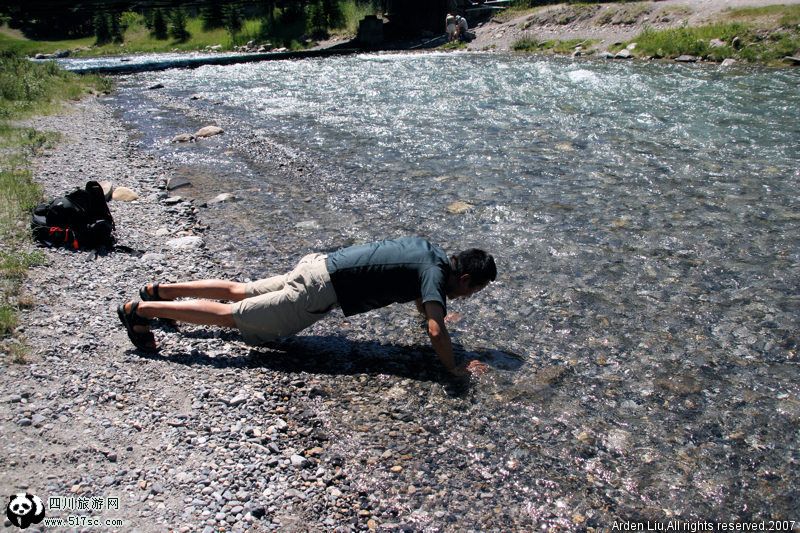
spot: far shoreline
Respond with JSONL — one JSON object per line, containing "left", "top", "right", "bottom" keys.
{"left": 9, "top": 1, "right": 800, "bottom": 69}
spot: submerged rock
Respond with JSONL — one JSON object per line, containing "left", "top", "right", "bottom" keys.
{"left": 171, "top": 133, "right": 195, "bottom": 143}
{"left": 195, "top": 126, "right": 224, "bottom": 138}
{"left": 207, "top": 193, "right": 236, "bottom": 205}
{"left": 295, "top": 220, "right": 320, "bottom": 230}
{"left": 446, "top": 201, "right": 473, "bottom": 214}
{"left": 655, "top": 374, "right": 702, "bottom": 396}
{"left": 603, "top": 428, "right": 631, "bottom": 454}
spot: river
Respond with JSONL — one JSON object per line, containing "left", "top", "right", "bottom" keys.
{"left": 75, "top": 52, "right": 800, "bottom": 528}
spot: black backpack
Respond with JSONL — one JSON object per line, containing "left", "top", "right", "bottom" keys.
{"left": 31, "top": 181, "right": 115, "bottom": 250}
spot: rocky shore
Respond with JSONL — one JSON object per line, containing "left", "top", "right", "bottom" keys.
{"left": 1, "top": 95, "right": 534, "bottom": 533}
{"left": 0, "top": 98, "right": 370, "bottom": 532}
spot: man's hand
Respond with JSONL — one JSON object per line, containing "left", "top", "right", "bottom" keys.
{"left": 447, "top": 360, "right": 489, "bottom": 378}
{"left": 422, "top": 302, "right": 490, "bottom": 379}
{"left": 465, "top": 359, "right": 489, "bottom": 376}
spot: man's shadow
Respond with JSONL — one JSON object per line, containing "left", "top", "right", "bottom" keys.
{"left": 134, "top": 331, "right": 525, "bottom": 385}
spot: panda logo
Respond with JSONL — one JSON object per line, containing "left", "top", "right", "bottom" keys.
{"left": 6, "top": 493, "right": 45, "bottom": 529}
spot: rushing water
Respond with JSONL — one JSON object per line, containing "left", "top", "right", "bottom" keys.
{"left": 100, "top": 52, "right": 798, "bottom": 527}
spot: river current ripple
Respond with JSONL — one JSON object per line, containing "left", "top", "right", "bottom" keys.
{"left": 103, "top": 53, "right": 798, "bottom": 528}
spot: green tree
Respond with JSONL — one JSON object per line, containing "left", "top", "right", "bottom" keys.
{"left": 169, "top": 9, "right": 191, "bottom": 42}
{"left": 322, "top": 0, "right": 344, "bottom": 28}
{"left": 201, "top": 0, "right": 225, "bottom": 31}
{"left": 224, "top": 5, "right": 244, "bottom": 36}
{"left": 259, "top": 0, "right": 277, "bottom": 40}
{"left": 110, "top": 12, "right": 124, "bottom": 43}
{"left": 93, "top": 11, "right": 112, "bottom": 45}
{"left": 307, "top": 0, "right": 327, "bottom": 38}
{"left": 151, "top": 9, "right": 168, "bottom": 40}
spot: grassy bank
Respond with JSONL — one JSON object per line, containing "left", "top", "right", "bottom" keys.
{"left": 623, "top": 22, "right": 800, "bottom": 63}
{"left": 0, "top": 53, "right": 110, "bottom": 359}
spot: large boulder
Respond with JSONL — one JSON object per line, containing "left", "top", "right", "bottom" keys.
{"left": 195, "top": 126, "right": 224, "bottom": 138}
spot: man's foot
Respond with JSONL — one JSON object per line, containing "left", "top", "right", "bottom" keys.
{"left": 117, "top": 301, "right": 158, "bottom": 352}
{"left": 139, "top": 283, "right": 178, "bottom": 327}
{"left": 140, "top": 282, "right": 164, "bottom": 302}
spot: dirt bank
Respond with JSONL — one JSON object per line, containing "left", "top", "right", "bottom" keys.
{"left": 468, "top": 0, "right": 800, "bottom": 52}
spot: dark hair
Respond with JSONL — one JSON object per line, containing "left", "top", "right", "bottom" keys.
{"left": 452, "top": 249, "right": 497, "bottom": 287}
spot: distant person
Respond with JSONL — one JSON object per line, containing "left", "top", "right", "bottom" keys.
{"left": 446, "top": 13, "right": 458, "bottom": 42}
{"left": 118, "top": 237, "right": 497, "bottom": 377}
{"left": 456, "top": 15, "right": 469, "bottom": 42}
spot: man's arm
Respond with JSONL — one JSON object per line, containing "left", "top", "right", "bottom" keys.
{"left": 423, "top": 301, "right": 463, "bottom": 376}
{"left": 422, "top": 301, "right": 490, "bottom": 377}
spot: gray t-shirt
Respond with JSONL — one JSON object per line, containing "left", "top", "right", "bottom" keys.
{"left": 326, "top": 237, "right": 450, "bottom": 317}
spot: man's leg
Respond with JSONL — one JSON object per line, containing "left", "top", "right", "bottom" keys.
{"left": 126, "top": 300, "right": 237, "bottom": 328}
{"left": 143, "top": 280, "right": 248, "bottom": 302}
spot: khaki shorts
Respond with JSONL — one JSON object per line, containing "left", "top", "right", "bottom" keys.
{"left": 232, "top": 253, "right": 337, "bottom": 345}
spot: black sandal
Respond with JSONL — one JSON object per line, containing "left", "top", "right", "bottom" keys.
{"left": 117, "top": 301, "right": 158, "bottom": 352}
{"left": 139, "top": 282, "right": 178, "bottom": 327}
{"left": 139, "top": 282, "right": 163, "bottom": 302}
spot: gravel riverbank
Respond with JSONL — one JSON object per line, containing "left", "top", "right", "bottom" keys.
{"left": 0, "top": 97, "right": 372, "bottom": 532}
